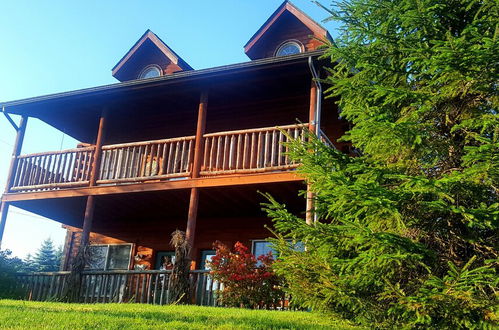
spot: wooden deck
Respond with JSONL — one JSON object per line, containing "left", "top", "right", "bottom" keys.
{"left": 9, "top": 123, "right": 310, "bottom": 193}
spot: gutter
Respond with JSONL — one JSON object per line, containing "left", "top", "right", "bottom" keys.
{"left": 1, "top": 50, "right": 325, "bottom": 111}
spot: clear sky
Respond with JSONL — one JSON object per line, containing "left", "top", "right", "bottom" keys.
{"left": 0, "top": 0, "right": 339, "bottom": 258}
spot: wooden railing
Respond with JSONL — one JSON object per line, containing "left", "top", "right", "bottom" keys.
{"left": 15, "top": 270, "right": 220, "bottom": 306}
{"left": 200, "top": 123, "right": 307, "bottom": 175}
{"left": 97, "top": 136, "right": 195, "bottom": 184}
{"left": 8, "top": 123, "right": 315, "bottom": 192}
{"left": 10, "top": 147, "right": 95, "bottom": 192}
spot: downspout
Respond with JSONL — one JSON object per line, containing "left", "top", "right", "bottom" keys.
{"left": 308, "top": 56, "right": 322, "bottom": 223}
{"left": 308, "top": 57, "right": 321, "bottom": 136}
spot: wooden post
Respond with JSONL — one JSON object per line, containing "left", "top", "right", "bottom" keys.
{"left": 0, "top": 115, "right": 27, "bottom": 249}
{"left": 306, "top": 81, "right": 318, "bottom": 225}
{"left": 185, "top": 91, "right": 208, "bottom": 263}
{"left": 0, "top": 202, "right": 9, "bottom": 250}
{"left": 81, "top": 109, "right": 107, "bottom": 246}
{"left": 64, "top": 109, "right": 107, "bottom": 301}
{"left": 89, "top": 109, "right": 108, "bottom": 186}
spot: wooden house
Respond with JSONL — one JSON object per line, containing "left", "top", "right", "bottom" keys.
{"left": 1, "top": 1, "right": 347, "bottom": 277}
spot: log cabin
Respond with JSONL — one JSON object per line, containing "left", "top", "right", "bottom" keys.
{"left": 1, "top": 1, "right": 347, "bottom": 281}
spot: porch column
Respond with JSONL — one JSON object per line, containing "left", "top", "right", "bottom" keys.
{"left": 186, "top": 90, "right": 208, "bottom": 261}
{"left": 306, "top": 81, "right": 318, "bottom": 225}
{"left": 80, "top": 109, "right": 107, "bottom": 249}
{"left": 0, "top": 115, "right": 28, "bottom": 249}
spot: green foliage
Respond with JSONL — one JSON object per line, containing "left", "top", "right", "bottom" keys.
{"left": 263, "top": 0, "right": 498, "bottom": 327}
{"left": 33, "top": 238, "right": 61, "bottom": 272}
{"left": 209, "top": 241, "right": 284, "bottom": 309}
{"left": 0, "top": 300, "right": 360, "bottom": 329}
{"left": 0, "top": 250, "right": 26, "bottom": 299}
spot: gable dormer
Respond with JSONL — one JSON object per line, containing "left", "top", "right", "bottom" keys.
{"left": 112, "top": 30, "right": 192, "bottom": 82}
{"left": 244, "top": 1, "right": 332, "bottom": 60}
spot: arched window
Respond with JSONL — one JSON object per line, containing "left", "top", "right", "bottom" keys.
{"left": 275, "top": 41, "right": 303, "bottom": 57}
{"left": 138, "top": 65, "right": 162, "bottom": 79}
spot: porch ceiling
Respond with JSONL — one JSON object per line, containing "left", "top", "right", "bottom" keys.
{"left": 9, "top": 181, "right": 306, "bottom": 230}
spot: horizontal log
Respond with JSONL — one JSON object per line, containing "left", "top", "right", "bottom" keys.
{"left": 3, "top": 172, "right": 303, "bottom": 202}
{"left": 17, "top": 147, "right": 95, "bottom": 158}
{"left": 102, "top": 136, "right": 195, "bottom": 150}
{"left": 96, "top": 172, "right": 190, "bottom": 185}
{"left": 10, "top": 180, "right": 90, "bottom": 191}
{"left": 203, "top": 123, "right": 308, "bottom": 138}
{"left": 200, "top": 164, "right": 299, "bottom": 176}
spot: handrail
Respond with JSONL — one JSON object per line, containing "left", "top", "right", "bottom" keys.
{"left": 204, "top": 123, "right": 308, "bottom": 138}
{"left": 16, "top": 146, "right": 95, "bottom": 159}
{"left": 102, "top": 136, "right": 195, "bottom": 150}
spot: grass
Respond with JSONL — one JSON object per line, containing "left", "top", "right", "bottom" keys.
{"left": 0, "top": 299, "right": 359, "bottom": 329}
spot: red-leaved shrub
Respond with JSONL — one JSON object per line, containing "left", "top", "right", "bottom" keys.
{"left": 209, "top": 241, "right": 284, "bottom": 308}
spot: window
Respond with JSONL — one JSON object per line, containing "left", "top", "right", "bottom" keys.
{"left": 252, "top": 240, "right": 305, "bottom": 259}
{"left": 275, "top": 41, "right": 303, "bottom": 57}
{"left": 155, "top": 251, "right": 175, "bottom": 270}
{"left": 252, "top": 240, "right": 276, "bottom": 258}
{"left": 85, "top": 244, "right": 132, "bottom": 270}
{"left": 138, "top": 65, "right": 162, "bottom": 79}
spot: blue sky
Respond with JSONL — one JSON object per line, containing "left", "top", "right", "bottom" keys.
{"left": 0, "top": 0, "right": 339, "bottom": 258}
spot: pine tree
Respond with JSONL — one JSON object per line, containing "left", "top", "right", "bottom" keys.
{"left": 263, "top": 0, "right": 498, "bottom": 327}
{"left": 22, "top": 253, "right": 38, "bottom": 272}
{"left": 33, "top": 238, "right": 60, "bottom": 272}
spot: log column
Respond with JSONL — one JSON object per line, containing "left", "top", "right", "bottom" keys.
{"left": 186, "top": 91, "right": 208, "bottom": 264}
{"left": 80, "top": 109, "right": 107, "bottom": 249}
{"left": 306, "top": 81, "right": 318, "bottom": 225}
{"left": 0, "top": 115, "right": 28, "bottom": 249}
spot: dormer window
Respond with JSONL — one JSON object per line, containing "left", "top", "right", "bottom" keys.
{"left": 275, "top": 41, "right": 302, "bottom": 57}
{"left": 139, "top": 65, "right": 162, "bottom": 79}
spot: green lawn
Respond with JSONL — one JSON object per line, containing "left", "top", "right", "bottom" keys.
{"left": 0, "top": 300, "right": 359, "bottom": 329}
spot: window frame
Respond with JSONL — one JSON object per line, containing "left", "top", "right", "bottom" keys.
{"left": 274, "top": 40, "right": 304, "bottom": 57}
{"left": 85, "top": 243, "right": 133, "bottom": 271}
{"left": 138, "top": 64, "right": 162, "bottom": 79}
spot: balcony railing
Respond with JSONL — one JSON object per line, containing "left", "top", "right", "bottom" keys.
{"left": 8, "top": 123, "right": 325, "bottom": 193}
{"left": 14, "top": 270, "right": 221, "bottom": 306}
{"left": 13, "top": 270, "right": 290, "bottom": 308}
{"left": 10, "top": 147, "right": 95, "bottom": 191}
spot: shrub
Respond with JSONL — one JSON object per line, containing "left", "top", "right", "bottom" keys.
{"left": 0, "top": 250, "right": 26, "bottom": 299}
{"left": 209, "top": 241, "right": 284, "bottom": 308}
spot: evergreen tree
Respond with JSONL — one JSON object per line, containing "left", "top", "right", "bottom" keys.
{"left": 33, "top": 238, "right": 60, "bottom": 272}
{"left": 22, "top": 253, "right": 38, "bottom": 273}
{"left": 0, "top": 250, "right": 26, "bottom": 298}
{"left": 264, "top": 0, "right": 498, "bottom": 327}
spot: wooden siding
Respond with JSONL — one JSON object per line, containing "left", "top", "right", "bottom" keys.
{"left": 245, "top": 11, "right": 326, "bottom": 60}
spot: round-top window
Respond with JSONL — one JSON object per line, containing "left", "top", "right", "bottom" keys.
{"left": 275, "top": 41, "right": 302, "bottom": 57}
{"left": 139, "top": 65, "right": 162, "bottom": 79}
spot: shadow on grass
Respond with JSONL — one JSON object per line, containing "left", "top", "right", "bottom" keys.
{"left": 0, "top": 301, "right": 355, "bottom": 329}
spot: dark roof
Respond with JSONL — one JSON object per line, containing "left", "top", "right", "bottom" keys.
{"left": 244, "top": 1, "right": 333, "bottom": 50}
{"left": 1, "top": 50, "right": 325, "bottom": 143}
{"left": 111, "top": 29, "right": 193, "bottom": 79}
{"left": 2, "top": 50, "right": 322, "bottom": 109}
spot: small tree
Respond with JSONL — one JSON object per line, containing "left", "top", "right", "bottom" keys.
{"left": 33, "top": 238, "right": 60, "bottom": 272}
{"left": 169, "top": 230, "right": 191, "bottom": 304}
{"left": 0, "top": 250, "right": 26, "bottom": 299}
{"left": 22, "top": 254, "right": 38, "bottom": 273}
{"left": 209, "top": 241, "right": 284, "bottom": 309}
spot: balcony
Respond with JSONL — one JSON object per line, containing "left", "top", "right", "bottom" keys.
{"left": 8, "top": 123, "right": 320, "bottom": 193}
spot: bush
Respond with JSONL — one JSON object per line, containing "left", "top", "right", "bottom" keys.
{"left": 209, "top": 241, "right": 284, "bottom": 308}
{"left": 0, "top": 250, "right": 26, "bottom": 299}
